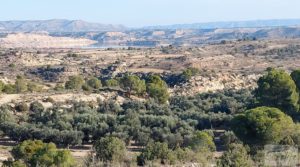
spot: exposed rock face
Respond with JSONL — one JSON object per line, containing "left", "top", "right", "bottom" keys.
{"left": 0, "top": 33, "right": 97, "bottom": 48}
{"left": 171, "top": 73, "right": 260, "bottom": 96}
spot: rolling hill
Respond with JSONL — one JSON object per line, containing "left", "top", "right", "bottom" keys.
{"left": 0, "top": 19, "right": 126, "bottom": 32}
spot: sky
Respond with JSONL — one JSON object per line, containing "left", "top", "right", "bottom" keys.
{"left": 1, "top": 0, "right": 300, "bottom": 27}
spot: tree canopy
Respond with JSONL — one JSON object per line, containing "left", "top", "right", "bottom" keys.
{"left": 255, "top": 69, "right": 299, "bottom": 114}
{"left": 93, "top": 136, "right": 126, "bottom": 163}
{"left": 147, "top": 75, "right": 169, "bottom": 104}
{"left": 119, "top": 75, "right": 146, "bottom": 96}
{"left": 231, "top": 107, "right": 295, "bottom": 146}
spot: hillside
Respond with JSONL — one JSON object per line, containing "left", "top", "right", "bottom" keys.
{"left": 145, "top": 19, "right": 300, "bottom": 29}
{"left": 0, "top": 19, "right": 126, "bottom": 32}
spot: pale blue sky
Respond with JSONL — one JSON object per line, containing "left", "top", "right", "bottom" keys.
{"left": 1, "top": 0, "right": 300, "bottom": 27}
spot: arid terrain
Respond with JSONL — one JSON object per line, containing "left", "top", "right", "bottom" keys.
{"left": 1, "top": 38, "right": 300, "bottom": 103}
{"left": 2, "top": 0, "right": 300, "bottom": 164}
{"left": 1, "top": 35, "right": 300, "bottom": 165}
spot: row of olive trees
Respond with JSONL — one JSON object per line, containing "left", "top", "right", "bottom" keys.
{"left": 64, "top": 74, "right": 170, "bottom": 103}
{"left": 0, "top": 88, "right": 237, "bottom": 148}
{"left": 88, "top": 131, "right": 216, "bottom": 166}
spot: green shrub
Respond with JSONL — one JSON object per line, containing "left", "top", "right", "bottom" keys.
{"left": 15, "top": 102, "right": 29, "bottom": 112}
{"left": 232, "top": 107, "right": 295, "bottom": 146}
{"left": 10, "top": 140, "right": 74, "bottom": 167}
{"left": 86, "top": 77, "right": 102, "bottom": 89}
{"left": 65, "top": 75, "right": 85, "bottom": 90}
{"left": 218, "top": 143, "right": 253, "bottom": 167}
{"left": 94, "top": 136, "right": 126, "bottom": 163}
{"left": 104, "top": 78, "right": 119, "bottom": 87}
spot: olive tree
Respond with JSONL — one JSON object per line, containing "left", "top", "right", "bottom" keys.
{"left": 93, "top": 136, "right": 126, "bottom": 163}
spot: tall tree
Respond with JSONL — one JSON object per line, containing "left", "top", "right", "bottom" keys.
{"left": 255, "top": 69, "right": 299, "bottom": 114}
{"left": 147, "top": 75, "right": 169, "bottom": 104}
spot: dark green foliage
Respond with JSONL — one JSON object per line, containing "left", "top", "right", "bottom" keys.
{"left": 171, "top": 89, "right": 255, "bottom": 114}
{"left": 94, "top": 136, "right": 126, "bottom": 163}
{"left": 82, "top": 83, "right": 92, "bottom": 91}
{"left": 119, "top": 75, "right": 146, "bottom": 96}
{"left": 30, "top": 101, "right": 44, "bottom": 113}
{"left": 147, "top": 75, "right": 169, "bottom": 104}
{"left": 8, "top": 63, "right": 16, "bottom": 68}
{"left": 86, "top": 77, "right": 102, "bottom": 89}
{"left": 67, "top": 53, "right": 78, "bottom": 58}
{"left": 256, "top": 69, "right": 299, "bottom": 114}
{"left": 190, "top": 131, "right": 216, "bottom": 152}
{"left": 220, "top": 131, "right": 241, "bottom": 150}
{"left": 0, "top": 89, "right": 248, "bottom": 158}
{"left": 15, "top": 102, "right": 29, "bottom": 112}
{"left": 218, "top": 143, "right": 253, "bottom": 167}
{"left": 180, "top": 67, "right": 199, "bottom": 81}
{"left": 0, "top": 122, "right": 84, "bottom": 145}
{"left": 2, "top": 160, "right": 26, "bottom": 167}
{"left": 291, "top": 69, "right": 300, "bottom": 90}
{"left": 30, "top": 66, "right": 65, "bottom": 82}
{"left": 231, "top": 107, "right": 295, "bottom": 146}
{"left": 137, "top": 142, "right": 171, "bottom": 165}
{"left": 65, "top": 75, "right": 85, "bottom": 90}
{"left": 291, "top": 69, "right": 300, "bottom": 109}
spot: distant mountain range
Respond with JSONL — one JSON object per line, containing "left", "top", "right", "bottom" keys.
{"left": 1, "top": 19, "right": 300, "bottom": 33}
{"left": 144, "top": 19, "right": 300, "bottom": 30}
{"left": 2, "top": 19, "right": 300, "bottom": 47}
{"left": 0, "top": 19, "right": 126, "bottom": 32}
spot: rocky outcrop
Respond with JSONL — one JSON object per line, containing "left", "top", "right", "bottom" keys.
{"left": 171, "top": 73, "right": 260, "bottom": 96}
{"left": 0, "top": 33, "right": 97, "bottom": 48}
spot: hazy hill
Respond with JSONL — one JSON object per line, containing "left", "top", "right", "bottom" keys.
{"left": 145, "top": 19, "right": 300, "bottom": 29}
{"left": 0, "top": 19, "right": 126, "bottom": 32}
